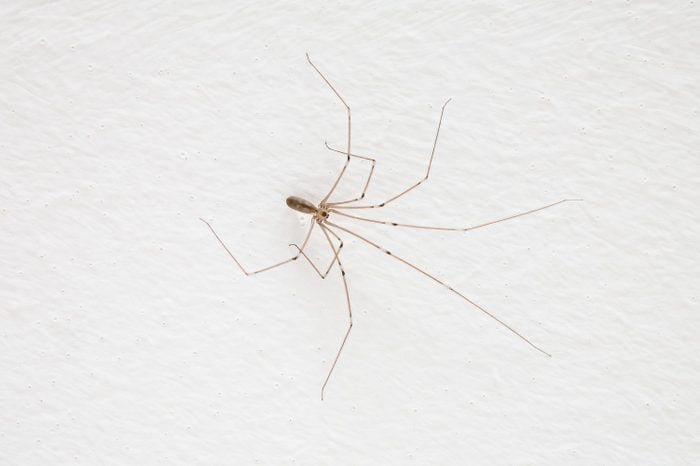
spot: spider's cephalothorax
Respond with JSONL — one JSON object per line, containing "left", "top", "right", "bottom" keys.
{"left": 315, "top": 205, "right": 330, "bottom": 224}
{"left": 286, "top": 196, "right": 330, "bottom": 224}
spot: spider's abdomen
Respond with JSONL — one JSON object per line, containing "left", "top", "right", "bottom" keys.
{"left": 286, "top": 196, "right": 317, "bottom": 214}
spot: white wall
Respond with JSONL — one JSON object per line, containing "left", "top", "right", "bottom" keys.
{"left": 2, "top": 1, "right": 698, "bottom": 464}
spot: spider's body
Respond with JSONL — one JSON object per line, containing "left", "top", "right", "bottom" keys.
{"left": 286, "top": 196, "right": 330, "bottom": 223}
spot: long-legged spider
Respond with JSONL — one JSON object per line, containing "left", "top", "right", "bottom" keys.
{"left": 201, "top": 54, "right": 580, "bottom": 400}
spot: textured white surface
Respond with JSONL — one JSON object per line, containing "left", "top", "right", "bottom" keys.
{"left": 2, "top": 1, "right": 699, "bottom": 464}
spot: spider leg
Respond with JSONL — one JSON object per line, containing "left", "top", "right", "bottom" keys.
{"left": 289, "top": 225, "right": 343, "bottom": 279}
{"left": 318, "top": 224, "right": 353, "bottom": 400}
{"left": 306, "top": 54, "right": 352, "bottom": 205}
{"left": 323, "top": 142, "right": 376, "bottom": 206}
{"left": 325, "top": 220, "right": 551, "bottom": 357}
{"left": 200, "top": 218, "right": 315, "bottom": 275}
{"left": 329, "top": 199, "right": 583, "bottom": 232}
{"left": 331, "top": 98, "right": 451, "bottom": 210}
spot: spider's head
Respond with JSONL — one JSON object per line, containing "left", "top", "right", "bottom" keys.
{"left": 315, "top": 207, "right": 330, "bottom": 223}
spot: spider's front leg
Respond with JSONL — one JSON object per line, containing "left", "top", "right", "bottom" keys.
{"left": 306, "top": 54, "right": 353, "bottom": 205}
{"left": 323, "top": 142, "right": 376, "bottom": 206}
{"left": 331, "top": 98, "right": 451, "bottom": 210}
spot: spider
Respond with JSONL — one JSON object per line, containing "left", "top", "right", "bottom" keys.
{"left": 201, "top": 54, "right": 580, "bottom": 400}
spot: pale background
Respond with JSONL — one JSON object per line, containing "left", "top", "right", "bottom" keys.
{"left": 1, "top": 1, "right": 698, "bottom": 464}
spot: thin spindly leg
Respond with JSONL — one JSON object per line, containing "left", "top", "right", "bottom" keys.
{"left": 324, "top": 142, "right": 376, "bottom": 206}
{"left": 331, "top": 98, "right": 451, "bottom": 210}
{"left": 289, "top": 226, "right": 343, "bottom": 279}
{"left": 200, "top": 218, "right": 315, "bottom": 275}
{"left": 329, "top": 199, "right": 583, "bottom": 232}
{"left": 319, "top": 224, "right": 352, "bottom": 400}
{"left": 325, "top": 220, "right": 552, "bottom": 357}
{"left": 306, "top": 54, "right": 352, "bottom": 204}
